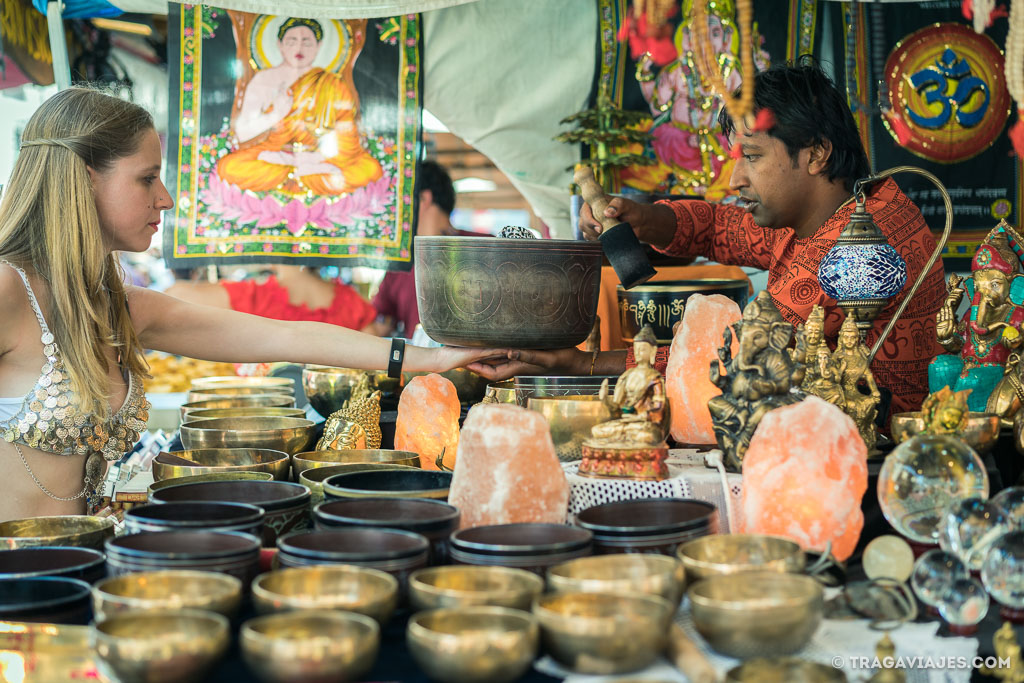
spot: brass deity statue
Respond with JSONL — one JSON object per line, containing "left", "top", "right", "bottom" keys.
{"left": 708, "top": 291, "right": 805, "bottom": 470}
{"left": 317, "top": 389, "right": 382, "bottom": 450}
{"left": 918, "top": 386, "right": 972, "bottom": 435}
{"left": 833, "top": 312, "right": 882, "bottom": 450}
{"left": 799, "top": 305, "right": 846, "bottom": 409}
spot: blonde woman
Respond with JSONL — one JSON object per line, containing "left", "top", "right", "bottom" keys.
{"left": 0, "top": 87, "right": 506, "bottom": 522}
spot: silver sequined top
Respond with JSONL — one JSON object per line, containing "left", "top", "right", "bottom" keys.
{"left": 0, "top": 262, "right": 150, "bottom": 460}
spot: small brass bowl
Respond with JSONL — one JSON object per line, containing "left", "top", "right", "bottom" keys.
{"left": 302, "top": 365, "right": 401, "bottom": 419}
{"left": 533, "top": 591, "right": 672, "bottom": 674}
{"left": 92, "top": 569, "right": 243, "bottom": 620}
{"left": 726, "top": 656, "right": 848, "bottom": 682}
{"left": 526, "top": 395, "right": 613, "bottom": 462}
{"left": 240, "top": 610, "right": 380, "bottom": 683}
{"left": 153, "top": 447, "right": 292, "bottom": 481}
{"left": 485, "top": 380, "right": 516, "bottom": 404}
{"left": 180, "top": 416, "right": 317, "bottom": 455}
{"left": 0, "top": 515, "right": 114, "bottom": 551}
{"left": 890, "top": 411, "right": 1001, "bottom": 455}
{"left": 148, "top": 471, "right": 274, "bottom": 497}
{"left": 408, "top": 565, "right": 544, "bottom": 612}
{"left": 300, "top": 464, "right": 418, "bottom": 504}
{"left": 292, "top": 449, "right": 421, "bottom": 479}
{"left": 676, "top": 534, "right": 805, "bottom": 585}
{"left": 252, "top": 565, "right": 399, "bottom": 624}
{"left": 93, "top": 609, "right": 230, "bottom": 683}
{"left": 191, "top": 376, "right": 295, "bottom": 393}
{"left": 547, "top": 554, "right": 686, "bottom": 606}
{"left": 180, "top": 395, "right": 295, "bottom": 421}
{"left": 185, "top": 407, "right": 306, "bottom": 421}
{"left": 408, "top": 607, "right": 539, "bottom": 683}
{"left": 187, "top": 386, "right": 294, "bottom": 403}
{"left": 689, "top": 572, "right": 824, "bottom": 659}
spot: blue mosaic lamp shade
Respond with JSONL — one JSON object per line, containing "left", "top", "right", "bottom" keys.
{"left": 817, "top": 243, "right": 907, "bottom": 301}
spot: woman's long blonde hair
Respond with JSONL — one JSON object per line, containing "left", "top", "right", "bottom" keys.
{"left": 0, "top": 87, "right": 152, "bottom": 418}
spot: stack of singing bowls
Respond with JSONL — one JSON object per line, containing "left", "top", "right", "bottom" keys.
{"left": 276, "top": 528, "right": 430, "bottom": 589}
{"left": 449, "top": 523, "right": 593, "bottom": 576}
{"left": 575, "top": 498, "right": 719, "bottom": 555}
{"left": 105, "top": 530, "right": 261, "bottom": 585}
{"left": 124, "top": 502, "right": 265, "bottom": 538}
{"left": 0, "top": 547, "right": 106, "bottom": 584}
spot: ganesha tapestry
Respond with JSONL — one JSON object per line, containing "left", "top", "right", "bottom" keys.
{"left": 164, "top": 6, "right": 421, "bottom": 269}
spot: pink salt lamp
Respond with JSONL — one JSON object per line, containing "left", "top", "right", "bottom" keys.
{"left": 741, "top": 396, "right": 868, "bottom": 561}
{"left": 448, "top": 404, "right": 569, "bottom": 528}
{"left": 665, "top": 293, "right": 741, "bottom": 445}
{"left": 395, "top": 374, "right": 461, "bottom": 471}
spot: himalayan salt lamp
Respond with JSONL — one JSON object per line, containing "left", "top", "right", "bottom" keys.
{"left": 665, "top": 293, "right": 741, "bottom": 445}
{"left": 395, "top": 374, "right": 461, "bottom": 471}
{"left": 448, "top": 404, "right": 569, "bottom": 528}
{"left": 741, "top": 396, "right": 867, "bottom": 561}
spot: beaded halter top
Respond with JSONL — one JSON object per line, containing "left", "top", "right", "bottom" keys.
{"left": 0, "top": 263, "right": 150, "bottom": 463}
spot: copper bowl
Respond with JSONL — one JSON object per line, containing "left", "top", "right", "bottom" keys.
{"left": 148, "top": 471, "right": 274, "bottom": 497}
{"left": 526, "top": 395, "right": 613, "bottom": 462}
{"left": 124, "top": 501, "right": 265, "bottom": 537}
{"left": 547, "top": 553, "right": 686, "bottom": 606}
{"left": 324, "top": 469, "right": 452, "bottom": 501}
{"left": 0, "top": 576, "right": 93, "bottom": 624}
{"left": 180, "top": 416, "right": 317, "bottom": 455}
{"left": 301, "top": 365, "right": 401, "bottom": 419}
{"left": 300, "top": 464, "right": 418, "bottom": 506}
{"left": 190, "top": 376, "right": 295, "bottom": 393}
{"left": 92, "top": 569, "right": 243, "bottom": 620}
{"left": 291, "top": 449, "right": 420, "bottom": 479}
{"left": 153, "top": 447, "right": 291, "bottom": 481}
{"left": 252, "top": 565, "right": 399, "bottom": 624}
{"left": 414, "top": 236, "right": 603, "bottom": 348}
{"left": 180, "top": 395, "right": 295, "bottom": 421}
{"left": 0, "top": 547, "right": 105, "bottom": 584}
{"left": 409, "top": 565, "right": 544, "bottom": 612}
{"left": 676, "top": 534, "right": 806, "bottom": 585}
{"left": 0, "top": 515, "right": 115, "bottom": 551}
{"left": 184, "top": 407, "right": 306, "bottom": 421}
{"left": 891, "top": 411, "right": 1001, "bottom": 455}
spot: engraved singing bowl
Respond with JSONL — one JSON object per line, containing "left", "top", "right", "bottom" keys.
{"left": 0, "top": 515, "right": 115, "bottom": 551}
{"left": 184, "top": 407, "right": 306, "bottom": 421}
{"left": 414, "top": 236, "right": 603, "bottom": 348}
{"left": 617, "top": 278, "right": 749, "bottom": 344}
{"left": 180, "top": 396, "right": 296, "bottom": 421}
{"left": 92, "top": 570, "right": 244, "bottom": 621}
{"left": 526, "top": 395, "right": 613, "bottom": 462}
{"left": 148, "top": 471, "right": 274, "bottom": 497}
{"left": 676, "top": 534, "right": 805, "bottom": 585}
{"left": 407, "top": 607, "right": 540, "bottom": 683}
{"left": 890, "top": 411, "right": 1001, "bottom": 455}
{"left": 153, "top": 448, "right": 292, "bottom": 481}
{"left": 179, "top": 416, "right": 317, "bottom": 455}
{"left": 187, "top": 386, "right": 294, "bottom": 403}
{"left": 547, "top": 553, "right": 686, "bottom": 606}
{"left": 408, "top": 565, "right": 545, "bottom": 612}
{"left": 299, "top": 464, "right": 418, "bottom": 505}
{"left": 291, "top": 449, "right": 421, "bottom": 479}
{"left": 485, "top": 381, "right": 517, "bottom": 404}
{"left": 251, "top": 565, "right": 399, "bottom": 624}
{"left": 190, "top": 376, "right": 295, "bottom": 393}
{"left": 301, "top": 365, "right": 401, "bottom": 419}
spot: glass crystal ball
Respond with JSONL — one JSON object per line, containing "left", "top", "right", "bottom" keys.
{"left": 938, "top": 498, "right": 1011, "bottom": 571}
{"left": 981, "top": 530, "right": 1024, "bottom": 609}
{"left": 937, "top": 576, "right": 989, "bottom": 627}
{"left": 911, "top": 549, "right": 968, "bottom": 607}
{"left": 992, "top": 486, "right": 1024, "bottom": 530}
{"left": 863, "top": 535, "right": 915, "bottom": 582}
{"left": 877, "top": 435, "right": 989, "bottom": 544}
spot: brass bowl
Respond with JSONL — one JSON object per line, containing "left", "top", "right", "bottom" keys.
{"left": 185, "top": 407, "right": 306, "bottom": 421}
{"left": 92, "top": 570, "right": 243, "bottom": 620}
{"left": 485, "top": 381, "right": 516, "bottom": 404}
{"left": 93, "top": 609, "right": 230, "bottom": 683}
{"left": 726, "top": 656, "right": 848, "bottom": 682}
{"left": 153, "top": 448, "right": 292, "bottom": 481}
{"left": 533, "top": 591, "right": 672, "bottom": 674}
{"left": 180, "top": 416, "right": 317, "bottom": 455}
{"left": 408, "top": 607, "right": 539, "bottom": 683}
{"left": 689, "top": 572, "right": 824, "bottom": 659}
{"left": 0, "top": 515, "right": 114, "bottom": 551}
{"left": 292, "top": 449, "right": 421, "bottom": 479}
{"left": 676, "top": 534, "right": 805, "bottom": 584}
{"left": 300, "top": 464, "right": 418, "bottom": 505}
{"left": 891, "top": 411, "right": 1001, "bottom": 455}
{"left": 547, "top": 554, "right": 686, "bottom": 606}
{"left": 240, "top": 610, "right": 380, "bottom": 683}
{"left": 302, "top": 365, "right": 401, "bottom": 419}
{"left": 405, "top": 369, "right": 489, "bottom": 404}
{"left": 408, "top": 565, "right": 544, "bottom": 612}
{"left": 191, "top": 376, "right": 295, "bottom": 393}
{"left": 526, "top": 395, "right": 613, "bottom": 462}
{"left": 180, "top": 395, "right": 295, "bottom": 421}
{"left": 148, "top": 471, "right": 274, "bottom": 497}
{"left": 252, "top": 565, "right": 399, "bottom": 624}
{"left": 187, "top": 386, "right": 294, "bottom": 403}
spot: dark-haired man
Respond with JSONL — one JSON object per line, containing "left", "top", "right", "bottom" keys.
{"left": 489, "top": 60, "right": 945, "bottom": 414}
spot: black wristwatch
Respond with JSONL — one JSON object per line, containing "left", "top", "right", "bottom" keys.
{"left": 387, "top": 338, "right": 406, "bottom": 379}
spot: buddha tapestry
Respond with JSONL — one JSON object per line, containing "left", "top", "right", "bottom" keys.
{"left": 164, "top": 6, "right": 421, "bottom": 269}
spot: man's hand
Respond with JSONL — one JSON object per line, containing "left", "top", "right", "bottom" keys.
{"left": 467, "top": 348, "right": 590, "bottom": 382}
{"left": 579, "top": 197, "right": 676, "bottom": 249}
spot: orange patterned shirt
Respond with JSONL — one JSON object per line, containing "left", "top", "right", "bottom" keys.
{"left": 638, "top": 178, "right": 945, "bottom": 414}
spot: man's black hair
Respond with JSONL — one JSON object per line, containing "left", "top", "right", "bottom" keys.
{"left": 718, "top": 56, "right": 870, "bottom": 191}
{"left": 419, "top": 159, "right": 456, "bottom": 216}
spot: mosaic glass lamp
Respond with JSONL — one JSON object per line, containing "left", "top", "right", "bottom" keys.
{"left": 817, "top": 166, "right": 953, "bottom": 364}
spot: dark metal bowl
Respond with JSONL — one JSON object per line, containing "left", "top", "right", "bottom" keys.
{"left": 617, "top": 278, "right": 749, "bottom": 344}
{"left": 104, "top": 531, "right": 261, "bottom": 584}
{"left": 450, "top": 523, "right": 593, "bottom": 576}
{"left": 125, "top": 501, "right": 265, "bottom": 537}
{"left": 324, "top": 470, "right": 453, "bottom": 501}
{"left": 0, "top": 547, "right": 106, "bottom": 583}
{"left": 575, "top": 498, "right": 719, "bottom": 555}
{"left": 276, "top": 529, "right": 430, "bottom": 591}
{"left": 0, "top": 576, "right": 93, "bottom": 624}
{"left": 315, "top": 498, "right": 460, "bottom": 564}
{"left": 414, "top": 236, "right": 602, "bottom": 348}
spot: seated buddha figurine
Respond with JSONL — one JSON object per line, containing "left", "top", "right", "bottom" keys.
{"left": 216, "top": 17, "right": 383, "bottom": 197}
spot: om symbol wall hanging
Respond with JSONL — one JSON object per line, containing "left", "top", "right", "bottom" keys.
{"left": 884, "top": 23, "right": 1010, "bottom": 164}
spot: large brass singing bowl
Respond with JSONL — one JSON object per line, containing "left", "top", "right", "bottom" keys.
{"left": 408, "top": 565, "right": 545, "bottom": 612}
{"left": 292, "top": 449, "right": 421, "bottom": 479}
{"left": 180, "top": 416, "right": 316, "bottom": 455}
{"left": 187, "top": 386, "right": 294, "bottom": 403}
{"left": 302, "top": 365, "right": 401, "bottom": 419}
{"left": 0, "top": 515, "right": 114, "bottom": 551}
{"left": 689, "top": 572, "right": 824, "bottom": 659}
{"left": 300, "top": 464, "right": 418, "bottom": 505}
{"left": 191, "top": 376, "right": 295, "bottom": 393}
{"left": 240, "top": 610, "right": 380, "bottom": 683}
{"left": 890, "top": 411, "right": 1001, "bottom": 455}
{"left": 676, "top": 534, "right": 805, "bottom": 585}
{"left": 180, "top": 396, "right": 295, "bottom": 421}
{"left": 93, "top": 609, "right": 230, "bottom": 683}
{"left": 153, "top": 448, "right": 292, "bottom": 481}
{"left": 408, "top": 607, "right": 540, "bottom": 683}
{"left": 92, "top": 570, "right": 243, "bottom": 621}
{"left": 184, "top": 407, "right": 306, "bottom": 421}
{"left": 547, "top": 554, "right": 686, "bottom": 606}
{"left": 532, "top": 591, "right": 672, "bottom": 675}
{"left": 252, "top": 565, "right": 399, "bottom": 625}
{"left": 148, "top": 471, "right": 274, "bottom": 498}
{"left": 414, "top": 236, "right": 603, "bottom": 348}
{"left": 526, "top": 395, "right": 613, "bottom": 462}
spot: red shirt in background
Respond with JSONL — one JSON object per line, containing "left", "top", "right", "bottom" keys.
{"left": 221, "top": 275, "right": 377, "bottom": 330}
